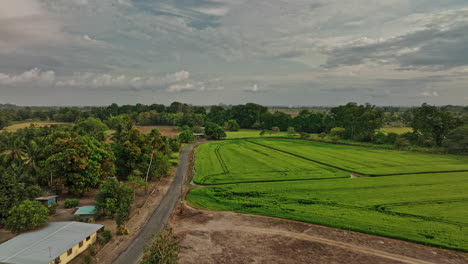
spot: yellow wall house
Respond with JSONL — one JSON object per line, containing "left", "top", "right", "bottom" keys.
{"left": 0, "top": 221, "right": 103, "bottom": 264}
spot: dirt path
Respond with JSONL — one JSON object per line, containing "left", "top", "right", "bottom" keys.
{"left": 171, "top": 206, "right": 468, "bottom": 264}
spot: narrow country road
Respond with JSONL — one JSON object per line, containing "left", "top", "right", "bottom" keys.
{"left": 113, "top": 143, "right": 197, "bottom": 264}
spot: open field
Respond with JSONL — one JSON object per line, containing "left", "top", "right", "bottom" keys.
{"left": 172, "top": 205, "right": 468, "bottom": 264}
{"left": 135, "top": 125, "right": 179, "bottom": 137}
{"left": 248, "top": 138, "right": 468, "bottom": 175}
{"left": 225, "top": 129, "right": 299, "bottom": 139}
{"left": 2, "top": 121, "right": 73, "bottom": 132}
{"left": 187, "top": 138, "right": 468, "bottom": 251}
{"left": 194, "top": 140, "right": 348, "bottom": 184}
{"left": 379, "top": 127, "right": 413, "bottom": 134}
{"left": 188, "top": 172, "right": 468, "bottom": 251}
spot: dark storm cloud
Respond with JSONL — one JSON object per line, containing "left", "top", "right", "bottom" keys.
{"left": 324, "top": 23, "right": 468, "bottom": 70}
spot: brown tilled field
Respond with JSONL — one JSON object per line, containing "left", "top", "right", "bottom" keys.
{"left": 170, "top": 204, "right": 468, "bottom": 264}
{"left": 3, "top": 122, "right": 73, "bottom": 132}
{"left": 136, "top": 125, "right": 180, "bottom": 137}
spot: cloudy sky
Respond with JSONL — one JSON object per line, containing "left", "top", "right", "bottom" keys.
{"left": 1, "top": 0, "right": 468, "bottom": 106}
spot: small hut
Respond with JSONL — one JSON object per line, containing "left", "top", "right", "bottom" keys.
{"left": 73, "top": 206, "right": 97, "bottom": 221}
{"left": 35, "top": 195, "right": 58, "bottom": 207}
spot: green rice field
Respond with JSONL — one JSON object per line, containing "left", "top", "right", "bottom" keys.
{"left": 188, "top": 172, "right": 468, "bottom": 251}
{"left": 248, "top": 138, "right": 468, "bottom": 175}
{"left": 187, "top": 138, "right": 468, "bottom": 251}
{"left": 194, "top": 140, "right": 348, "bottom": 184}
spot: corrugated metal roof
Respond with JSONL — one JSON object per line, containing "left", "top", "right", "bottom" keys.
{"left": 35, "top": 195, "right": 57, "bottom": 200}
{"left": 74, "top": 206, "right": 96, "bottom": 215}
{"left": 0, "top": 221, "right": 103, "bottom": 264}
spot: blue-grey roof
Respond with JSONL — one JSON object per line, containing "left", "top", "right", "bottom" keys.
{"left": 0, "top": 222, "right": 103, "bottom": 264}
{"left": 74, "top": 206, "right": 96, "bottom": 215}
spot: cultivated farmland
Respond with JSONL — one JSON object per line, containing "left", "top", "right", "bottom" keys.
{"left": 187, "top": 138, "right": 468, "bottom": 251}
{"left": 194, "top": 140, "right": 348, "bottom": 184}
{"left": 248, "top": 138, "right": 468, "bottom": 175}
{"left": 188, "top": 172, "right": 468, "bottom": 251}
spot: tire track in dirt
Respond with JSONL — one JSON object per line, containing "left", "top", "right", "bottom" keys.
{"left": 185, "top": 223, "right": 439, "bottom": 264}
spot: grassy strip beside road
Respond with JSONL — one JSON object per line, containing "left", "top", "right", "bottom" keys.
{"left": 193, "top": 140, "right": 349, "bottom": 185}
{"left": 249, "top": 138, "right": 468, "bottom": 176}
{"left": 188, "top": 172, "right": 468, "bottom": 251}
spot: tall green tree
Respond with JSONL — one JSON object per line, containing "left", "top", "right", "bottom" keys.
{"left": 410, "top": 103, "right": 462, "bottom": 146}
{"left": 46, "top": 136, "right": 115, "bottom": 195}
{"left": 6, "top": 200, "right": 49, "bottom": 233}
{"left": 443, "top": 125, "right": 468, "bottom": 153}
{"left": 204, "top": 122, "right": 226, "bottom": 140}
{"left": 330, "top": 103, "right": 384, "bottom": 141}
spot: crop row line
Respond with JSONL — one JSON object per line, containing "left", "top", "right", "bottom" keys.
{"left": 214, "top": 144, "right": 229, "bottom": 174}
{"left": 246, "top": 140, "right": 468, "bottom": 177}
{"left": 245, "top": 140, "right": 365, "bottom": 177}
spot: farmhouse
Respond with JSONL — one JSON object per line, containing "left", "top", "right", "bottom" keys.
{"left": 193, "top": 133, "right": 205, "bottom": 139}
{"left": 0, "top": 221, "right": 103, "bottom": 264}
{"left": 35, "top": 195, "right": 58, "bottom": 207}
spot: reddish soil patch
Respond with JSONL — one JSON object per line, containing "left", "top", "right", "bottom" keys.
{"left": 136, "top": 126, "right": 180, "bottom": 137}
{"left": 170, "top": 205, "right": 468, "bottom": 264}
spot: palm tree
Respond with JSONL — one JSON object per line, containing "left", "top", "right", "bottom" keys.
{"left": 0, "top": 133, "right": 27, "bottom": 168}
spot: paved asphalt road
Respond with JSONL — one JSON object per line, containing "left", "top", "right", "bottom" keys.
{"left": 113, "top": 143, "right": 196, "bottom": 264}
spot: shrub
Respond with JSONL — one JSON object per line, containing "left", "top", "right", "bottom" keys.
{"left": 178, "top": 130, "right": 195, "bottom": 143}
{"left": 299, "top": 132, "right": 310, "bottom": 139}
{"left": 83, "top": 254, "right": 94, "bottom": 264}
{"left": 330, "top": 127, "right": 346, "bottom": 139}
{"left": 6, "top": 200, "right": 49, "bottom": 233}
{"left": 386, "top": 132, "right": 399, "bottom": 144}
{"left": 141, "top": 228, "right": 179, "bottom": 264}
{"left": 117, "top": 225, "right": 130, "bottom": 235}
{"left": 168, "top": 138, "right": 181, "bottom": 152}
{"left": 48, "top": 203, "right": 58, "bottom": 215}
{"left": 88, "top": 244, "right": 97, "bottom": 256}
{"left": 395, "top": 137, "right": 410, "bottom": 149}
{"left": 318, "top": 132, "right": 326, "bottom": 139}
{"left": 64, "top": 199, "right": 79, "bottom": 208}
{"left": 372, "top": 132, "right": 387, "bottom": 144}
{"left": 271, "top": 126, "right": 280, "bottom": 133}
{"left": 102, "top": 229, "right": 113, "bottom": 243}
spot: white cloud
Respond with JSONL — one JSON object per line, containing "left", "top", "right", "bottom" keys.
{"left": 421, "top": 91, "right": 439, "bottom": 97}
{"left": 168, "top": 83, "right": 196, "bottom": 92}
{"left": 0, "top": 68, "right": 191, "bottom": 90}
{"left": 0, "top": 68, "right": 56, "bottom": 86}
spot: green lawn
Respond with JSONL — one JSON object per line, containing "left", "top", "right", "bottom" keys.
{"left": 194, "top": 140, "right": 348, "bottom": 184}
{"left": 225, "top": 129, "right": 299, "bottom": 139}
{"left": 188, "top": 172, "right": 468, "bottom": 251}
{"left": 248, "top": 138, "right": 468, "bottom": 175}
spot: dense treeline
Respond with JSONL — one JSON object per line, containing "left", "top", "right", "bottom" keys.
{"left": 1, "top": 102, "right": 467, "bottom": 150}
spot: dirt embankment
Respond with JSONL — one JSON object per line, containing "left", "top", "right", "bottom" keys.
{"left": 170, "top": 204, "right": 468, "bottom": 264}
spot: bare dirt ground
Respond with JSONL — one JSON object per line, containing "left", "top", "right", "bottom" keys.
{"left": 170, "top": 204, "right": 468, "bottom": 264}
{"left": 136, "top": 125, "right": 180, "bottom": 137}
{"left": 2, "top": 121, "right": 73, "bottom": 132}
